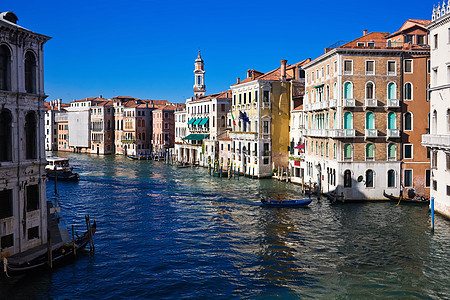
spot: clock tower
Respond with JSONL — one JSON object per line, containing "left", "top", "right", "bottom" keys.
{"left": 193, "top": 50, "right": 206, "bottom": 98}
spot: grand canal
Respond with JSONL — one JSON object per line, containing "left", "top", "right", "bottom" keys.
{"left": 1, "top": 153, "right": 449, "bottom": 299}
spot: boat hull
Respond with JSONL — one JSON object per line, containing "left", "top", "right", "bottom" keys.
{"left": 261, "top": 199, "right": 312, "bottom": 208}
{"left": 383, "top": 191, "right": 430, "bottom": 204}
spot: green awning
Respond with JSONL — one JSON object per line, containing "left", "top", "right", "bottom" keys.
{"left": 199, "top": 118, "right": 209, "bottom": 126}
{"left": 193, "top": 118, "right": 202, "bottom": 126}
{"left": 314, "top": 84, "right": 324, "bottom": 89}
{"left": 187, "top": 118, "right": 195, "bottom": 125}
{"left": 183, "top": 134, "right": 210, "bottom": 141}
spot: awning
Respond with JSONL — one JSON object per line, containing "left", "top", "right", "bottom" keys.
{"left": 199, "top": 118, "right": 209, "bottom": 126}
{"left": 187, "top": 118, "right": 196, "bottom": 125}
{"left": 314, "top": 84, "right": 324, "bottom": 89}
{"left": 183, "top": 134, "right": 210, "bottom": 141}
{"left": 193, "top": 118, "right": 202, "bottom": 126}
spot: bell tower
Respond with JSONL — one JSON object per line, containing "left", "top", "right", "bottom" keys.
{"left": 193, "top": 50, "right": 206, "bottom": 98}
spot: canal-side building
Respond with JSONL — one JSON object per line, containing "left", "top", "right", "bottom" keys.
{"left": 55, "top": 110, "right": 69, "bottom": 151}
{"left": 44, "top": 99, "right": 66, "bottom": 151}
{"left": 90, "top": 100, "right": 115, "bottom": 155}
{"left": 229, "top": 59, "right": 310, "bottom": 178}
{"left": 302, "top": 31, "right": 403, "bottom": 200}
{"left": 422, "top": 3, "right": 450, "bottom": 217}
{"left": 152, "top": 104, "right": 177, "bottom": 156}
{"left": 288, "top": 104, "right": 306, "bottom": 184}
{"left": 174, "top": 108, "right": 187, "bottom": 146}
{"left": 0, "top": 11, "right": 51, "bottom": 257}
{"left": 387, "top": 20, "right": 431, "bottom": 197}
{"left": 67, "top": 97, "right": 105, "bottom": 153}
{"left": 302, "top": 26, "right": 430, "bottom": 200}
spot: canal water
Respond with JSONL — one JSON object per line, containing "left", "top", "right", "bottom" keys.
{"left": 1, "top": 153, "right": 449, "bottom": 299}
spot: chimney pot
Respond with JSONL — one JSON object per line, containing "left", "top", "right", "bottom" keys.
{"left": 363, "top": 29, "right": 368, "bottom": 36}
{"left": 237, "top": 77, "right": 240, "bottom": 84}
{"left": 247, "top": 69, "right": 252, "bottom": 78}
{"left": 280, "top": 59, "right": 287, "bottom": 81}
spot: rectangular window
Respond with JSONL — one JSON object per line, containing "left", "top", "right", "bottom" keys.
{"left": 432, "top": 151, "right": 438, "bottom": 169}
{"left": 404, "top": 60, "right": 413, "bottom": 73}
{"left": 434, "top": 34, "right": 438, "bottom": 49}
{"left": 433, "top": 180, "right": 437, "bottom": 191}
{"left": 404, "top": 35, "right": 414, "bottom": 44}
{"left": 28, "top": 226, "right": 39, "bottom": 240}
{"left": 417, "top": 35, "right": 425, "bottom": 45}
{"left": 326, "top": 65, "right": 330, "bottom": 76}
{"left": 404, "top": 144, "right": 413, "bottom": 159}
{"left": 447, "top": 185, "right": 450, "bottom": 196}
{"left": 425, "top": 169, "right": 431, "bottom": 187}
{"left": 366, "top": 60, "right": 375, "bottom": 75}
{"left": 343, "top": 60, "right": 353, "bottom": 74}
{"left": 387, "top": 61, "right": 396, "bottom": 75}
{"left": 0, "top": 189, "right": 13, "bottom": 219}
{"left": 334, "top": 61, "right": 337, "bottom": 73}
{"left": 427, "top": 59, "right": 431, "bottom": 73}
{"left": 367, "top": 42, "right": 375, "bottom": 48}
{"left": 1, "top": 234, "right": 13, "bottom": 249}
{"left": 263, "top": 121, "right": 269, "bottom": 133}
{"left": 263, "top": 91, "right": 269, "bottom": 103}
{"left": 357, "top": 42, "right": 365, "bottom": 47}
{"left": 404, "top": 170, "right": 413, "bottom": 187}
{"left": 447, "top": 153, "right": 450, "bottom": 170}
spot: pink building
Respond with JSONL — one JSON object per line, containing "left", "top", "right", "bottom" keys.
{"left": 152, "top": 105, "right": 177, "bottom": 155}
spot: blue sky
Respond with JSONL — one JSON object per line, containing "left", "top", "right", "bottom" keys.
{"left": 5, "top": 0, "right": 433, "bottom": 103}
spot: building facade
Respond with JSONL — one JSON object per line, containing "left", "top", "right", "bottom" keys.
{"left": 422, "top": 3, "right": 450, "bottom": 217}
{"left": 153, "top": 105, "right": 176, "bottom": 156}
{"left": 0, "top": 12, "right": 50, "bottom": 257}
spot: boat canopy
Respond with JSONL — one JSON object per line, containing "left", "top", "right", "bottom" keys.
{"left": 182, "top": 134, "right": 210, "bottom": 141}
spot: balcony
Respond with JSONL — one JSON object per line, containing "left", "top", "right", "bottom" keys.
{"left": 343, "top": 98, "right": 355, "bottom": 107}
{"left": 229, "top": 131, "right": 258, "bottom": 141}
{"left": 330, "top": 129, "right": 355, "bottom": 138}
{"left": 328, "top": 99, "right": 337, "bottom": 108}
{"left": 387, "top": 129, "right": 400, "bottom": 138}
{"left": 365, "top": 129, "right": 378, "bottom": 138}
{"left": 365, "top": 98, "right": 377, "bottom": 108}
{"left": 305, "top": 129, "right": 328, "bottom": 137}
{"left": 386, "top": 99, "right": 400, "bottom": 108}
{"left": 422, "top": 134, "right": 450, "bottom": 148}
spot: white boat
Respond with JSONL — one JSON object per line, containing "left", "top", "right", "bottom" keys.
{"left": 45, "top": 156, "right": 71, "bottom": 173}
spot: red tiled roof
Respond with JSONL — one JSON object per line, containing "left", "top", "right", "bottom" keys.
{"left": 153, "top": 104, "right": 178, "bottom": 111}
{"left": 194, "top": 90, "right": 231, "bottom": 101}
{"left": 387, "top": 19, "right": 430, "bottom": 38}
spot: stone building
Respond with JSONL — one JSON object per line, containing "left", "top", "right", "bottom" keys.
{"left": 229, "top": 59, "right": 309, "bottom": 178}
{"left": 0, "top": 12, "right": 51, "bottom": 256}
{"left": 422, "top": 2, "right": 450, "bottom": 217}
{"left": 153, "top": 105, "right": 177, "bottom": 156}
{"left": 44, "top": 99, "right": 64, "bottom": 151}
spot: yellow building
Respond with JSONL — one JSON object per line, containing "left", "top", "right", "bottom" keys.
{"left": 229, "top": 59, "right": 310, "bottom": 177}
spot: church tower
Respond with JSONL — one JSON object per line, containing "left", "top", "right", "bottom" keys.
{"left": 193, "top": 50, "right": 206, "bottom": 98}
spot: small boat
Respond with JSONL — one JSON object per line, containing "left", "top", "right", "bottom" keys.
{"left": 176, "top": 162, "right": 190, "bottom": 168}
{"left": 127, "top": 155, "right": 139, "bottom": 160}
{"left": 2, "top": 221, "right": 96, "bottom": 277}
{"left": 261, "top": 198, "right": 312, "bottom": 208}
{"left": 46, "top": 157, "right": 79, "bottom": 181}
{"left": 383, "top": 190, "right": 430, "bottom": 204}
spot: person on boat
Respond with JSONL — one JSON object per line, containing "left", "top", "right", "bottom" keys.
{"left": 267, "top": 196, "right": 271, "bottom": 203}
{"left": 400, "top": 184, "right": 404, "bottom": 198}
{"left": 277, "top": 194, "right": 281, "bottom": 203}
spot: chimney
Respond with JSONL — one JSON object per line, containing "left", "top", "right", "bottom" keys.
{"left": 280, "top": 59, "right": 287, "bottom": 81}
{"left": 363, "top": 29, "right": 368, "bottom": 36}
{"left": 99, "top": 95, "right": 102, "bottom": 99}
{"left": 57, "top": 99, "right": 61, "bottom": 111}
{"left": 247, "top": 69, "right": 252, "bottom": 78}
{"left": 237, "top": 77, "right": 240, "bottom": 84}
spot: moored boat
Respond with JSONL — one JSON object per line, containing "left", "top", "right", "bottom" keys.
{"left": 46, "top": 157, "right": 79, "bottom": 181}
{"left": 383, "top": 190, "right": 430, "bottom": 204}
{"left": 261, "top": 198, "right": 312, "bottom": 208}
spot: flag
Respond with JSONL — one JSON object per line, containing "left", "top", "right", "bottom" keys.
{"left": 294, "top": 143, "right": 305, "bottom": 150}
{"left": 231, "top": 111, "right": 236, "bottom": 125}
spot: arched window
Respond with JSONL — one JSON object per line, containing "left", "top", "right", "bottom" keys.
{"left": 366, "top": 112, "right": 374, "bottom": 129}
{"left": 25, "top": 111, "right": 37, "bottom": 159}
{"left": 107, "top": 120, "right": 111, "bottom": 130}
{"left": 321, "top": 142, "right": 324, "bottom": 156}
{"left": 387, "top": 40, "right": 392, "bottom": 47}
{"left": 25, "top": 51, "right": 37, "bottom": 94}
{"left": 344, "top": 143, "right": 352, "bottom": 159}
{"left": 388, "top": 112, "right": 396, "bottom": 129}
{"left": 221, "top": 115, "right": 225, "bottom": 127}
{"left": 333, "top": 82, "right": 337, "bottom": 99}
{"left": 344, "top": 112, "right": 352, "bottom": 129}
{"left": 344, "top": 82, "right": 353, "bottom": 99}
{"left": 0, "top": 109, "right": 12, "bottom": 161}
{"left": 305, "top": 91, "right": 309, "bottom": 104}
{"left": 326, "top": 85, "right": 330, "bottom": 100}
{"left": 333, "top": 112, "right": 337, "bottom": 129}
{"left": 388, "top": 143, "right": 396, "bottom": 159}
{"left": 0, "top": 45, "right": 11, "bottom": 91}
{"left": 311, "top": 90, "right": 314, "bottom": 103}
{"left": 305, "top": 141, "right": 308, "bottom": 154}
{"left": 316, "top": 141, "right": 318, "bottom": 155}
{"left": 387, "top": 82, "right": 396, "bottom": 99}
{"left": 333, "top": 143, "right": 336, "bottom": 158}
{"left": 447, "top": 109, "right": 450, "bottom": 133}
{"left": 326, "top": 142, "right": 329, "bottom": 157}
{"left": 366, "top": 143, "right": 374, "bottom": 160}
{"left": 404, "top": 112, "right": 412, "bottom": 130}
{"left": 366, "top": 169, "right": 374, "bottom": 187}
{"left": 387, "top": 169, "right": 395, "bottom": 187}
{"left": 366, "top": 82, "right": 374, "bottom": 99}
{"left": 404, "top": 82, "right": 412, "bottom": 100}
{"left": 344, "top": 170, "right": 352, "bottom": 187}
{"left": 326, "top": 113, "right": 329, "bottom": 129}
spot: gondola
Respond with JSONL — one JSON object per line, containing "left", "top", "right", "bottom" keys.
{"left": 176, "top": 162, "right": 190, "bottom": 168}
{"left": 2, "top": 221, "right": 96, "bottom": 277}
{"left": 261, "top": 198, "right": 312, "bottom": 208}
{"left": 383, "top": 190, "right": 430, "bottom": 204}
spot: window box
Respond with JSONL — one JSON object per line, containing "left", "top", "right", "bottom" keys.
{"left": 365, "top": 99, "right": 377, "bottom": 107}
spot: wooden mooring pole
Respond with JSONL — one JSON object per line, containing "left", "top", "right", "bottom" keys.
{"left": 431, "top": 197, "right": 435, "bottom": 231}
{"left": 47, "top": 230, "right": 52, "bottom": 269}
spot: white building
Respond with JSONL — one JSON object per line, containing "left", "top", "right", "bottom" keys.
{"left": 44, "top": 99, "right": 63, "bottom": 151}
{"left": 288, "top": 105, "right": 306, "bottom": 183}
{"left": 422, "top": 2, "right": 450, "bottom": 217}
{"left": 174, "top": 109, "right": 187, "bottom": 145}
{"left": 0, "top": 12, "right": 51, "bottom": 257}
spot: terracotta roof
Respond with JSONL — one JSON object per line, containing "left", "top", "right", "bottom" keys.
{"left": 339, "top": 32, "right": 390, "bottom": 49}
{"left": 153, "top": 104, "right": 178, "bottom": 111}
{"left": 387, "top": 19, "right": 430, "bottom": 39}
{"left": 194, "top": 90, "right": 231, "bottom": 101}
